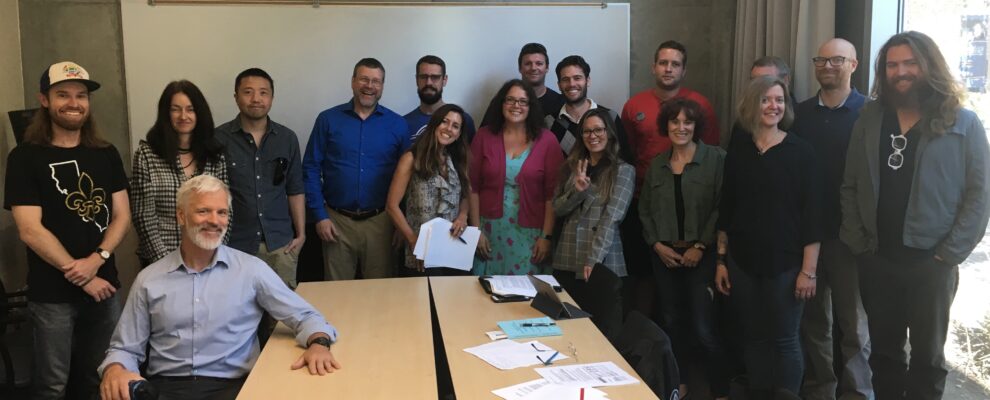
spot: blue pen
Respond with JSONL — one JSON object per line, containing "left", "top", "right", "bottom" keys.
{"left": 538, "top": 351, "right": 560, "bottom": 365}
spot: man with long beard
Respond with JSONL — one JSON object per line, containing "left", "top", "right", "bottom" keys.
{"left": 841, "top": 31, "right": 990, "bottom": 399}
{"left": 5, "top": 61, "right": 131, "bottom": 400}
{"left": 98, "top": 175, "right": 340, "bottom": 400}
{"left": 404, "top": 55, "right": 477, "bottom": 142}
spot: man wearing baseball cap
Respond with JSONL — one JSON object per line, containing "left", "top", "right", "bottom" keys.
{"left": 4, "top": 61, "right": 131, "bottom": 399}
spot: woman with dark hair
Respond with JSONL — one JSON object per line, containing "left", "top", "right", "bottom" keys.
{"left": 550, "top": 108, "right": 634, "bottom": 339}
{"left": 470, "top": 79, "right": 563, "bottom": 275}
{"left": 131, "top": 80, "right": 227, "bottom": 266}
{"left": 386, "top": 104, "right": 472, "bottom": 276}
{"left": 640, "top": 98, "right": 728, "bottom": 399}
{"left": 716, "top": 76, "right": 822, "bottom": 397}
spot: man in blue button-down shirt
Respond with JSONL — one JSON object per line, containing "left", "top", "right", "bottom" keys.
{"left": 98, "top": 175, "right": 339, "bottom": 400}
{"left": 303, "top": 58, "right": 410, "bottom": 281}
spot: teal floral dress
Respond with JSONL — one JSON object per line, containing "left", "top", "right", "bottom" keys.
{"left": 475, "top": 148, "right": 548, "bottom": 275}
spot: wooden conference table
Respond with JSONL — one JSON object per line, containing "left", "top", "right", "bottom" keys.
{"left": 240, "top": 276, "right": 656, "bottom": 399}
{"left": 237, "top": 277, "right": 437, "bottom": 399}
{"left": 430, "top": 276, "right": 657, "bottom": 400}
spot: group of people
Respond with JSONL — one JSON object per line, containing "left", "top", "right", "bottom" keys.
{"left": 4, "top": 30, "right": 987, "bottom": 400}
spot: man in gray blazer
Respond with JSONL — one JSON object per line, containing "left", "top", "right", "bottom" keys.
{"left": 840, "top": 31, "right": 989, "bottom": 400}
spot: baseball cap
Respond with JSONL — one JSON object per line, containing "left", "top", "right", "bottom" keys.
{"left": 39, "top": 61, "right": 101, "bottom": 93}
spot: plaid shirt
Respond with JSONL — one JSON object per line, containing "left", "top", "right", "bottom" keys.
{"left": 551, "top": 162, "right": 635, "bottom": 277}
{"left": 131, "top": 141, "right": 228, "bottom": 262}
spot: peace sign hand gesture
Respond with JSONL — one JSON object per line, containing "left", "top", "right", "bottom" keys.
{"left": 574, "top": 159, "right": 591, "bottom": 192}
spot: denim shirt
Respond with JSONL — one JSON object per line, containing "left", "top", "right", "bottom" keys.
{"left": 216, "top": 117, "right": 304, "bottom": 253}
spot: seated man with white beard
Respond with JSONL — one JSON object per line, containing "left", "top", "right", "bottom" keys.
{"left": 98, "top": 175, "right": 340, "bottom": 400}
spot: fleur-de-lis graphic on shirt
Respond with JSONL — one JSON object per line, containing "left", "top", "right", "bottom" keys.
{"left": 65, "top": 172, "right": 106, "bottom": 222}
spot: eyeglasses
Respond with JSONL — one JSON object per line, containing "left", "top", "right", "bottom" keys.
{"left": 582, "top": 127, "right": 607, "bottom": 137}
{"left": 416, "top": 74, "right": 443, "bottom": 82}
{"left": 503, "top": 97, "right": 530, "bottom": 107}
{"left": 812, "top": 56, "right": 847, "bottom": 67}
{"left": 356, "top": 77, "right": 383, "bottom": 87}
{"left": 888, "top": 134, "right": 906, "bottom": 170}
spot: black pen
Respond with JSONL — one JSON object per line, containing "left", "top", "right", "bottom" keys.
{"left": 521, "top": 322, "right": 557, "bottom": 327}
{"left": 449, "top": 227, "right": 468, "bottom": 244}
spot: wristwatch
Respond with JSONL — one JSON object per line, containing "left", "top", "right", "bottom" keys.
{"left": 95, "top": 248, "right": 111, "bottom": 261}
{"left": 307, "top": 336, "right": 332, "bottom": 350}
{"left": 542, "top": 234, "right": 553, "bottom": 241}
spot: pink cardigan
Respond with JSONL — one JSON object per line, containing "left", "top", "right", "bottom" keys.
{"left": 470, "top": 126, "right": 564, "bottom": 229}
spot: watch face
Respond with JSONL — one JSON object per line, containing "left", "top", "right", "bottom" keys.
{"left": 99, "top": 250, "right": 111, "bottom": 259}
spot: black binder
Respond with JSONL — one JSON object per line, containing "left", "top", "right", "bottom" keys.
{"left": 528, "top": 275, "right": 591, "bottom": 320}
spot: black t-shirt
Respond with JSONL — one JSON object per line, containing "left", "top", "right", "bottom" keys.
{"left": 717, "top": 131, "right": 823, "bottom": 276}
{"left": 877, "top": 111, "right": 934, "bottom": 262}
{"left": 4, "top": 143, "right": 128, "bottom": 303}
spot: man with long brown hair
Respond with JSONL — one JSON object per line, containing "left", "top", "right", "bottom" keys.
{"left": 4, "top": 61, "right": 131, "bottom": 399}
{"left": 840, "top": 31, "right": 990, "bottom": 399}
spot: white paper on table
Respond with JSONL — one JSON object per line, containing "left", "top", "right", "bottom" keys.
{"left": 463, "top": 339, "right": 568, "bottom": 370}
{"left": 535, "top": 361, "right": 639, "bottom": 387}
{"left": 485, "top": 275, "right": 561, "bottom": 297}
{"left": 521, "top": 384, "right": 609, "bottom": 400}
{"left": 414, "top": 217, "right": 480, "bottom": 271}
{"left": 492, "top": 379, "right": 609, "bottom": 400}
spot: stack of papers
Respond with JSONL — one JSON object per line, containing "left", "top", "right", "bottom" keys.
{"left": 484, "top": 275, "right": 561, "bottom": 297}
{"left": 497, "top": 317, "right": 563, "bottom": 339}
{"left": 492, "top": 379, "right": 609, "bottom": 400}
{"left": 413, "top": 217, "right": 481, "bottom": 271}
{"left": 492, "top": 362, "right": 640, "bottom": 400}
{"left": 463, "top": 339, "right": 569, "bottom": 370}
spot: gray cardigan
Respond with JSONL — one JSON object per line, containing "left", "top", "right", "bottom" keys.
{"left": 839, "top": 100, "right": 990, "bottom": 264}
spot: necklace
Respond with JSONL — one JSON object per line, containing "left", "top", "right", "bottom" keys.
{"left": 755, "top": 129, "right": 782, "bottom": 156}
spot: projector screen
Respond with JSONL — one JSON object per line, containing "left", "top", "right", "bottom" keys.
{"left": 120, "top": 1, "right": 630, "bottom": 150}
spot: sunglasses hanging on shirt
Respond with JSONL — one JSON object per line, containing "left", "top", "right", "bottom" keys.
{"left": 888, "top": 133, "right": 907, "bottom": 170}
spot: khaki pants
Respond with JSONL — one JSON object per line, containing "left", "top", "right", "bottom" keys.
{"left": 321, "top": 209, "right": 395, "bottom": 280}
{"left": 256, "top": 242, "right": 300, "bottom": 289}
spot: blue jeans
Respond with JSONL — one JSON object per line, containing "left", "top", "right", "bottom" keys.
{"left": 726, "top": 258, "right": 804, "bottom": 395}
{"left": 29, "top": 295, "right": 121, "bottom": 400}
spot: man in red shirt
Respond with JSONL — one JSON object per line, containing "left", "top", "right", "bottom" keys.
{"left": 621, "top": 40, "right": 721, "bottom": 192}
{"left": 619, "top": 40, "right": 721, "bottom": 322}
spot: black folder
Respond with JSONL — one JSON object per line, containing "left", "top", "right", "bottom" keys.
{"left": 528, "top": 275, "right": 592, "bottom": 320}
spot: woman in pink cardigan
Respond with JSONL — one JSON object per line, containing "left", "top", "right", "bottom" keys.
{"left": 470, "top": 79, "right": 563, "bottom": 275}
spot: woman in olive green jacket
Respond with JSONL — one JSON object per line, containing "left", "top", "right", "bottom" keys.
{"left": 639, "top": 98, "right": 728, "bottom": 400}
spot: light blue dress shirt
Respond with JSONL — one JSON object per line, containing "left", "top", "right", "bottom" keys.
{"left": 99, "top": 246, "right": 337, "bottom": 378}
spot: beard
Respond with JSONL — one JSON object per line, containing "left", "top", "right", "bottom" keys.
{"left": 565, "top": 88, "right": 588, "bottom": 106}
{"left": 49, "top": 107, "right": 87, "bottom": 131}
{"left": 185, "top": 222, "right": 227, "bottom": 250}
{"left": 418, "top": 86, "right": 443, "bottom": 105}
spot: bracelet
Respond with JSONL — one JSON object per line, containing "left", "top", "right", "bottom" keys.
{"left": 800, "top": 270, "right": 817, "bottom": 280}
{"left": 716, "top": 253, "right": 726, "bottom": 265}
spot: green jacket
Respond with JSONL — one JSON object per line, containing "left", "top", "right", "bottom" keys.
{"left": 839, "top": 100, "right": 990, "bottom": 264}
{"left": 639, "top": 142, "right": 725, "bottom": 247}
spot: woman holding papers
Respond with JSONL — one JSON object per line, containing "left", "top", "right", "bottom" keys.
{"left": 386, "top": 104, "right": 473, "bottom": 276}
{"left": 639, "top": 98, "right": 728, "bottom": 400}
{"left": 715, "top": 76, "right": 822, "bottom": 397}
{"left": 550, "top": 108, "right": 634, "bottom": 340}
{"left": 470, "top": 80, "right": 563, "bottom": 275}
{"left": 131, "top": 80, "right": 227, "bottom": 266}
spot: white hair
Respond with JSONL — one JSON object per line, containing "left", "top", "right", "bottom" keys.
{"left": 176, "top": 174, "right": 231, "bottom": 211}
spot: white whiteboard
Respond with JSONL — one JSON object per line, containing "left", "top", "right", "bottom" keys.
{"left": 120, "top": 1, "right": 630, "bottom": 151}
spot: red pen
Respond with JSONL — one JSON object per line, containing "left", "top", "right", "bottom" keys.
{"left": 579, "top": 387, "right": 585, "bottom": 400}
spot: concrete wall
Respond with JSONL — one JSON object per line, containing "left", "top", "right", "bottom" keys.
{"left": 5, "top": 0, "right": 737, "bottom": 291}
{"left": 1, "top": 0, "right": 26, "bottom": 290}
{"left": 13, "top": 0, "right": 141, "bottom": 293}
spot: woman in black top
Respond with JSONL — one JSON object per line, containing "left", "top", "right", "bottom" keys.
{"left": 715, "top": 76, "right": 822, "bottom": 397}
{"left": 639, "top": 98, "right": 728, "bottom": 399}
